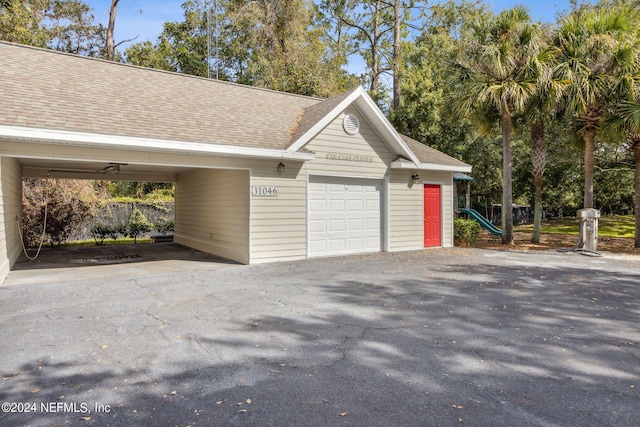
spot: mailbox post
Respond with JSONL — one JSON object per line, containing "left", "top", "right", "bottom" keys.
{"left": 577, "top": 208, "right": 600, "bottom": 252}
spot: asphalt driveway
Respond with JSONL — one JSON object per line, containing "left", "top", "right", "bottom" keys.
{"left": 0, "top": 245, "right": 638, "bottom": 426}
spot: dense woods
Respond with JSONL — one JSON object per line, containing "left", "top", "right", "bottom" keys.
{"left": 3, "top": 0, "right": 640, "bottom": 245}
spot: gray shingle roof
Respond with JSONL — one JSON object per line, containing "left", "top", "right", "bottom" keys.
{"left": 0, "top": 42, "right": 318, "bottom": 150}
{"left": 0, "top": 41, "right": 469, "bottom": 170}
{"left": 400, "top": 135, "right": 471, "bottom": 168}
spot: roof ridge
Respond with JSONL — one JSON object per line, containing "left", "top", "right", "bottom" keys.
{"left": 0, "top": 40, "right": 325, "bottom": 102}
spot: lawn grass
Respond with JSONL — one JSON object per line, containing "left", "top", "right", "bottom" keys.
{"left": 514, "top": 215, "right": 634, "bottom": 238}
{"left": 59, "top": 237, "right": 154, "bottom": 247}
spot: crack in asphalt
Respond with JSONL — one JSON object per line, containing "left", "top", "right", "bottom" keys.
{"left": 262, "top": 285, "right": 290, "bottom": 309}
{"left": 144, "top": 308, "right": 170, "bottom": 326}
{"left": 193, "top": 335, "right": 221, "bottom": 360}
{"left": 326, "top": 330, "right": 352, "bottom": 383}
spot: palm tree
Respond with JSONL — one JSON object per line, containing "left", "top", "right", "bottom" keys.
{"left": 619, "top": 102, "right": 640, "bottom": 129}
{"left": 621, "top": 102, "right": 640, "bottom": 248}
{"left": 447, "top": 6, "right": 545, "bottom": 245}
{"left": 529, "top": 117, "right": 546, "bottom": 243}
{"left": 603, "top": 100, "right": 640, "bottom": 247}
{"left": 550, "top": 5, "right": 640, "bottom": 209}
{"left": 523, "top": 37, "right": 559, "bottom": 244}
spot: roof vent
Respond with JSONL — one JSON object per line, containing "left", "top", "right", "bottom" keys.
{"left": 343, "top": 114, "right": 360, "bottom": 135}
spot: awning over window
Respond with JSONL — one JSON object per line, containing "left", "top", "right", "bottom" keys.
{"left": 453, "top": 172, "right": 473, "bottom": 181}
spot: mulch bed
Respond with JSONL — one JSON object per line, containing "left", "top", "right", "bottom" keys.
{"left": 472, "top": 230, "right": 640, "bottom": 254}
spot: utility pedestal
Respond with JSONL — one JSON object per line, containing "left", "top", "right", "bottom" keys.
{"left": 577, "top": 208, "right": 600, "bottom": 252}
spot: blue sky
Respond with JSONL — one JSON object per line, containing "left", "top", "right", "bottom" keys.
{"left": 87, "top": 0, "right": 577, "bottom": 51}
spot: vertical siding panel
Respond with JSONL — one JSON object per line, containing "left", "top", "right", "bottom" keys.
{"left": 442, "top": 173, "right": 454, "bottom": 246}
{"left": 0, "top": 157, "right": 23, "bottom": 282}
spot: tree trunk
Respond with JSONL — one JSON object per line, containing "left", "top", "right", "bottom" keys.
{"left": 105, "top": 0, "right": 120, "bottom": 61}
{"left": 370, "top": 43, "right": 379, "bottom": 92}
{"left": 368, "top": 0, "right": 383, "bottom": 93}
{"left": 501, "top": 111, "right": 514, "bottom": 245}
{"left": 392, "top": 0, "right": 400, "bottom": 110}
{"left": 583, "top": 130, "right": 596, "bottom": 209}
{"left": 530, "top": 119, "right": 546, "bottom": 243}
{"left": 634, "top": 141, "right": 640, "bottom": 248}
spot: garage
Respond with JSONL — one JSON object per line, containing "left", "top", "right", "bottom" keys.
{"left": 308, "top": 176, "right": 382, "bottom": 257}
{"left": 0, "top": 41, "right": 472, "bottom": 284}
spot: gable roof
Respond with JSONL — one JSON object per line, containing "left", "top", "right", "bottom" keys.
{"left": 0, "top": 41, "right": 470, "bottom": 171}
{"left": 287, "top": 86, "right": 422, "bottom": 166}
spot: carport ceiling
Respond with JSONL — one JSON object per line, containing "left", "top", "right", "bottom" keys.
{"left": 19, "top": 158, "right": 191, "bottom": 182}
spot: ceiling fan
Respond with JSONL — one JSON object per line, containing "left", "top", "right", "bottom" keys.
{"left": 46, "top": 163, "right": 128, "bottom": 175}
{"left": 98, "top": 163, "right": 128, "bottom": 174}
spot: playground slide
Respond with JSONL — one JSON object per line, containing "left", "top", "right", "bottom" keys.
{"left": 459, "top": 208, "right": 502, "bottom": 236}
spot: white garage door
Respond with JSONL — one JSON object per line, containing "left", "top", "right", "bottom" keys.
{"left": 308, "top": 176, "right": 382, "bottom": 257}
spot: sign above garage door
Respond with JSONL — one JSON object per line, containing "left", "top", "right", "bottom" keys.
{"left": 308, "top": 175, "right": 382, "bottom": 257}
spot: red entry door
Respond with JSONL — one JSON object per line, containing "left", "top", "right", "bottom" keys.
{"left": 423, "top": 184, "right": 441, "bottom": 247}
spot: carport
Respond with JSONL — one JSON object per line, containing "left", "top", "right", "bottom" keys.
{"left": 3, "top": 153, "right": 252, "bottom": 276}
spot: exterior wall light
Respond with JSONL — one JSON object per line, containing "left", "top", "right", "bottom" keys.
{"left": 411, "top": 172, "right": 420, "bottom": 183}
{"left": 278, "top": 162, "right": 285, "bottom": 173}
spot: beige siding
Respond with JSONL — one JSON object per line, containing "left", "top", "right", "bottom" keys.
{"left": 437, "top": 172, "right": 455, "bottom": 247}
{"left": 388, "top": 171, "right": 423, "bottom": 251}
{"left": 388, "top": 170, "right": 454, "bottom": 251}
{"left": 249, "top": 163, "right": 307, "bottom": 263}
{"left": 304, "top": 107, "right": 394, "bottom": 177}
{"left": 0, "top": 157, "right": 22, "bottom": 282}
{"left": 175, "top": 169, "right": 250, "bottom": 264}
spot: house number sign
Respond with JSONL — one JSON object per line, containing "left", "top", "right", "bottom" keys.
{"left": 252, "top": 186, "right": 279, "bottom": 197}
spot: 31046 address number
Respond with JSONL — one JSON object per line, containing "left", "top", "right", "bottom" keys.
{"left": 252, "top": 186, "right": 278, "bottom": 197}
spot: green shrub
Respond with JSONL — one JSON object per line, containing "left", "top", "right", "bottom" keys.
{"left": 22, "top": 178, "right": 101, "bottom": 247}
{"left": 454, "top": 218, "right": 482, "bottom": 246}
{"left": 154, "top": 219, "right": 174, "bottom": 235}
{"left": 126, "top": 205, "right": 152, "bottom": 243}
{"left": 91, "top": 223, "right": 117, "bottom": 245}
{"left": 115, "top": 222, "right": 128, "bottom": 236}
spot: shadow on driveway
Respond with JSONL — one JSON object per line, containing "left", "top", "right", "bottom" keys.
{"left": 0, "top": 248, "right": 638, "bottom": 426}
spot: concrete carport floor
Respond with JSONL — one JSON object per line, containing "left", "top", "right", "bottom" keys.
{"left": 0, "top": 247, "right": 639, "bottom": 427}
{"left": 8, "top": 242, "right": 238, "bottom": 285}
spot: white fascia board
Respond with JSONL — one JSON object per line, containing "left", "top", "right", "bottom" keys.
{"left": 391, "top": 160, "right": 472, "bottom": 173}
{"left": 287, "top": 89, "right": 362, "bottom": 154}
{"left": 287, "top": 87, "right": 422, "bottom": 166}
{"left": 0, "top": 125, "right": 314, "bottom": 161}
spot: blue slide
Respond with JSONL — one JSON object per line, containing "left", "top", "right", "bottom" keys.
{"left": 459, "top": 208, "right": 502, "bottom": 236}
